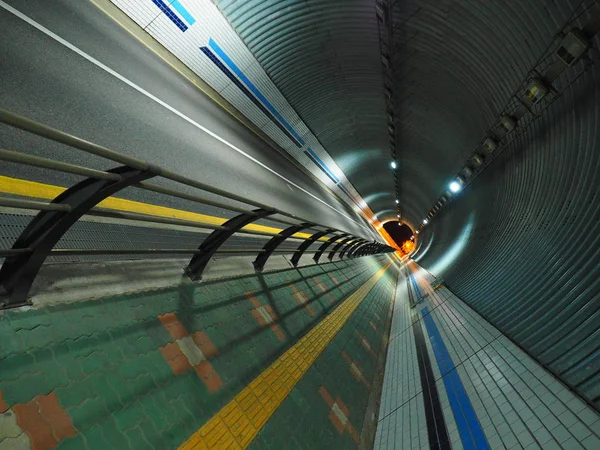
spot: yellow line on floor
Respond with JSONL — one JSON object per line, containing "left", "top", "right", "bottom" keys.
{"left": 0, "top": 176, "right": 315, "bottom": 238}
{"left": 179, "top": 262, "right": 392, "bottom": 450}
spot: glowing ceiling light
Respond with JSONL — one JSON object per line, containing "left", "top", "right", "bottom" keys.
{"left": 449, "top": 181, "right": 462, "bottom": 193}
{"left": 390, "top": 161, "right": 397, "bottom": 169}
{"left": 416, "top": 231, "right": 419, "bottom": 234}
{"left": 423, "top": 219, "right": 429, "bottom": 225}
{"left": 395, "top": 199, "right": 399, "bottom": 204}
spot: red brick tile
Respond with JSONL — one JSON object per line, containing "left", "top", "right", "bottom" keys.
{"left": 328, "top": 410, "right": 345, "bottom": 434}
{"left": 37, "top": 393, "right": 77, "bottom": 442}
{"left": 350, "top": 370, "right": 361, "bottom": 383}
{"left": 158, "top": 313, "right": 188, "bottom": 340}
{"left": 251, "top": 309, "right": 267, "bottom": 327}
{"left": 347, "top": 423, "right": 360, "bottom": 443}
{"left": 263, "top": 305, "right": 276, "bottom": 318}
{"left": 191, "top": 331, "right": 218, "bottom": 359}
{"left": 294, "top": 291, "right": 315, "bottom": 316}
{"left": 270, "top": 324, "right": 286, "bottom": 341}
{"left": 245, "top": 292, "right": 261, "bottom": 308}
{"left": 318, "top": 386, "right": 333, "bottom": 407}
{"left": 293, "top": 292, "right": 306, "bottom": 305}
{"left": 13, "top": 399, "right": 58, "bottom": 450}
{"left": 0, "top": 390, "right": 8, "bottom": 413}
{"left": 341, "top": 351, "right": 352, "bottom": 364}
{"left": 159, "top": 342, "right": 191, "bottom": 375}
{"left": 313, "top": 277, "right": 326, "bottom": 292}
{"left": 356, "top": 331, "right": 375, "bottom": 355}
{"left": 335, "top": 397, "right": 350, "bottom": 418}
{"left": 195, "top": 362, "right": 223, "bottom": 392}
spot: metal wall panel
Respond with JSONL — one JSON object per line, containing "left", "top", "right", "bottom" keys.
{"left": 109, "top": 0, "right": 369, "bottom": 207}
{"left": 413, "top": 65, "right": 600, "bottom": 409}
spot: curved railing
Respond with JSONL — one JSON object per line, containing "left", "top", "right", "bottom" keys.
{"left": 0, "top": 109, "right": 394, "bottom": 308}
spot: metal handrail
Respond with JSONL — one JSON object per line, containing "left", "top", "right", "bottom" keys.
{"left": 0, "top": 197, "right": 71, "bottom": 212}
{"left": 0, "top": 109, "right": 394, "bottom": 308}
{"left": 0, "top": 109, "right": 349, "bottom": 232}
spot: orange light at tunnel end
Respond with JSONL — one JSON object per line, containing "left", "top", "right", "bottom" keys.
{"left": 372, "top": 218, "right": 402, "bottom": 252}
{"left": 401, "top": 240, "right": 415, "bottom": 254}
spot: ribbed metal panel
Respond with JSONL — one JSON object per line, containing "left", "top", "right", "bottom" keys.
{"left": 216, "top": 0, "right": 600, "bottom": 410}
{"left": 414, "top": 62, "right": 600, "bottom": 410}
{"left": 390, "top": 0, "right": 592, "bottom": 227}
{"left": 215, "top": 0, "right": 394, "bottom": 219}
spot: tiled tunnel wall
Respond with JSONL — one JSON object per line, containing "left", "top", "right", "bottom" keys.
{"left": 107, "top": 0, "right": 358, "bottom": 195}
{"left": 0, "top": 255, "right": 396, "bottom": 449}
{"left": 374, "top": 263, "right": 600, "bottom": 450}
{"left": 413, "top": 47, "right": 600, "bottom": 411}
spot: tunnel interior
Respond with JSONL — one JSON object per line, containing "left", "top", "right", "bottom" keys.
{"left": 0, "top": 0, "right": 599, "bottom": 449}
{"left": 382, "top": 221, "right": 414, "bottom": 251}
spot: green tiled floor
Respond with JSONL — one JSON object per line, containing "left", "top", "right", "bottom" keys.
{"left": 0, "top": 256, "right": 393, "bottom": 449}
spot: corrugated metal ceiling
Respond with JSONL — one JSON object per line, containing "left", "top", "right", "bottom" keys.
{"left": 215, "top": 0, "right": 600, "bottom": 414}
{"left": 215, "top": 0, "right": 393, "bottom": 220}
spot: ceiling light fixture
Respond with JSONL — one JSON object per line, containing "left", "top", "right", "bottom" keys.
{"left": 390, "top": 161, "right": 397, "bottom": 169}
{"left": 423, "top": 219, "right": 429, "bottom": 225}
{"left": 449, "top": 181, "right": 462, "bottom": 193}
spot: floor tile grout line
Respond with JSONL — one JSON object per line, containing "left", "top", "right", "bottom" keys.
{"left": 486, "top": 338, "right": 600, "bottom": 441}
{"left": 466, "top": 343, "right": 560, "bottom": 449}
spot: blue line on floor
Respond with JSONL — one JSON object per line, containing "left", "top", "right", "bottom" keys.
{"left": 421, "top": 305, "right": 490, "bottom": 450}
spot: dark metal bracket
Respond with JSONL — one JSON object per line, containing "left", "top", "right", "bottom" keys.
{"left": 357, "top": 243, "right": 377, "bottom": 257}
{"left": 348, "top": 241, "right": 370, "bottom": 258}
{"left": 290, "top": 228, "right": 335, "bottom": 267}
{"left": 253, "top": 222, "right": 315, "bottom": 272}
{"left": 185, "top": 208, "right": 275, "bottom": 281}
{"left": 340, "top": 239, "right": 365, "bottom": 259}
{"left": 355, "top": 244, "right": 369, "bottom": 257}
{"left": 313, "top": 233, "right": 349, "bottom": 263}
{"left": 353, "top": 240, "right": 374, "bottom": 257}
{"left": 328, "top": 237, "right": 356, "bottom": 261}
{"left": 0, "top": 166, "right": 156, "bottom": 308}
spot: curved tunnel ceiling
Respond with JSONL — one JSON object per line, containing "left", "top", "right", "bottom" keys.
{"left": 215, "top": 0, "right": 600, "bottom": 413}
{"left": 215, "top": 0, "right": 393, "bottom": 221}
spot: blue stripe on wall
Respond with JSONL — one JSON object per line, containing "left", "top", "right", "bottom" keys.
{"left": 409, "top": 274, "right": 423, "bottom": 300}
{"left": 304, "top": 150, "right": 338, "bottom": 184}
{"left": 337, "top": 183, "right": 354, "bottom": 200}
{"left": 200, "top": 47, "right": 303, "bottom": 147}
{"left": 170, "top": 0, "right": 196, "bottom": 26}
{"left": 305, "top": 148, "right": 340, "bottom": 183}
{"left": 421, "top": 306, "right": 490, "bottom": 450}
{"left": 207, "top": 38, "right": 306, "bottom": 147}
{"left": 150, "top": 0, "right": 188, "bottom": 31}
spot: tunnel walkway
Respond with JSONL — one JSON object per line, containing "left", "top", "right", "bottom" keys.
{"left": 1, "top": 254, "right": 598, "bottom": 449}
{"left": 0, "top": 256, "right": 397, "bottom": 449}
{"left": 374, "top": 263, "right": 600, "bottom": 450}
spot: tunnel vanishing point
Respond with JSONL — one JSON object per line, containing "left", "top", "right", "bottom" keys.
{"left": 0, "top": 0, "right": 599, "bottom": 449}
